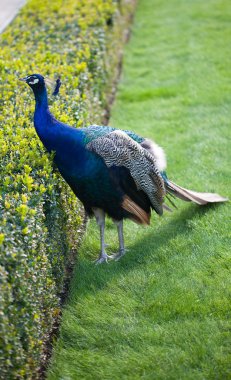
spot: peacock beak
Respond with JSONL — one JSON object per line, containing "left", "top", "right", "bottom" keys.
{"left": 19, "top": 77, "right": 27, "bottom": 82}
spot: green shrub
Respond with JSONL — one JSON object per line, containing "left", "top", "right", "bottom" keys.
{"left": 0, "top": 0, "right": 136, "bottom": 378}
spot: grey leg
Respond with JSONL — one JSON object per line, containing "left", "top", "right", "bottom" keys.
{"left": 109, "top": 220, "right": 127, "bottom": 261}
{"left": 92, "top": 208, "right": 109, "bottom": 264}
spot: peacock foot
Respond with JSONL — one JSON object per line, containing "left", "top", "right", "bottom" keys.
{"left": 109, "top": 248, "right": 128, "bottom": 261}
{"left": 95, "top": 252, "right": 109, "bottom": 265}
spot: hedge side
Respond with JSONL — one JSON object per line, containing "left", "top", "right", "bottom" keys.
{"left": 0, "top": 0, "right": 136, "bottom": 378}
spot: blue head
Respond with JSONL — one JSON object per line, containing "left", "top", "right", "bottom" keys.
{"left": 20, "top": 73, "right": 61, "bottom": 99}
{"left": 20, "top": 73, "right": 45, "bottom": 89}
{"left": 20, "top": 73, "right": 48, "bottom": 105}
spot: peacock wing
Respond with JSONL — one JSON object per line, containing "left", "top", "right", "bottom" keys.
{"left": 86, "top": 130, "right": 165, "bottom": 215}
{"left": 81, "top": 125, "right": 144, "bottom": 145}
{"left": 82, "top": 125, "right": 116, "bottom": 144}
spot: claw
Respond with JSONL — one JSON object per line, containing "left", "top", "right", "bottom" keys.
{"left": 108, "top": 254, "right": 121, "bottom": 261}
{"left": 94, "top": 253, "right": 109, "bottom": 265}
{"left": 109, "top": 248, "right": 127, "bottom": 261}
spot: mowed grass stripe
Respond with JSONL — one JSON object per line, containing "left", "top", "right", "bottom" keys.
{"left": 47, "top": 0, "right": 231, "bottom": 379}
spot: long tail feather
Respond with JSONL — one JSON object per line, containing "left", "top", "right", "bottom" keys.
{"left": 166, "top": 180, "right": 228, "bottom": 205}
{"left": 165, "top": 194, "right": 178, "bottom": 209}
{"left": 163, "top": 203, "right": 173, "bottom": 212}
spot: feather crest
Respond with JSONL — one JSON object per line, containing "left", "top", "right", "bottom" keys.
{"left": 45, "top": 77, "right": 61, "bottom": 96}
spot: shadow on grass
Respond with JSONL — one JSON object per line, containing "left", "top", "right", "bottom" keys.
{"left": 69, "top": 202, "right": 221, "bottom": 301}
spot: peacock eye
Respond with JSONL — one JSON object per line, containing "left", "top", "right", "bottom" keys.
{"left": 28, "top": 77, "right": 39, "bottom": 85}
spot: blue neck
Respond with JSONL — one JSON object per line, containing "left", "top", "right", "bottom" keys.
{"left": 33, "top": 85, "right": 53, "bottom": 145}
{"left": 31, "top": 84, "right": 84, "bottom": 160}
{"left": 34, "top": 85, "right": 48, "bottom": 107}
{"left": 34, "top": 85, "right": 50, "bottom": 119}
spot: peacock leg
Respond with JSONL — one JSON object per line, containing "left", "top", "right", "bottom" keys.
{"left": 109, "top": 220, "right": 127, "bottom": 261}
{"left": 93, "top": 208, "right": 109, "bottom": 264}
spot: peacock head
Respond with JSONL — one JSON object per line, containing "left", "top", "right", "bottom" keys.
{"left": 20, "top": 74, "right": 61, "bottom": 96}
{"left": 19, "top": 74, "right": 45, "bottom": 90}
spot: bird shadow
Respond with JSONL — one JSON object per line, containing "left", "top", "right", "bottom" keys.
{"left": 68, "top": 202, "right": 222, "bottom": 302}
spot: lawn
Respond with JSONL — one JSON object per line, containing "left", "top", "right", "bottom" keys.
{"left": 47, "top": 0, "right": 231, "bottom": 379}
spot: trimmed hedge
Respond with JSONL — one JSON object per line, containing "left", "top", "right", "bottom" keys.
{"left": 0, "top": 0, "right": 136, "bottom": 378}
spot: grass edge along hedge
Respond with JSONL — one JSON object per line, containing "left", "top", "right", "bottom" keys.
{"left": 0, "top": 0, "right": 136, "bottom": 378}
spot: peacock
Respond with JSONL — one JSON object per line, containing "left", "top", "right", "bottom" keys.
{"left": 20, "top": 74, "right": 228, "bottom": 263}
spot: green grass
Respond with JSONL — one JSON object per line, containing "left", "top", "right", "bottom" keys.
{"left": 47, "top": 0, "right": 231, "bottom": 379}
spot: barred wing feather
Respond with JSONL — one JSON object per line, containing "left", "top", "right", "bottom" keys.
{"left": 86, "top": 130, "right": 165, "bottom": 215}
